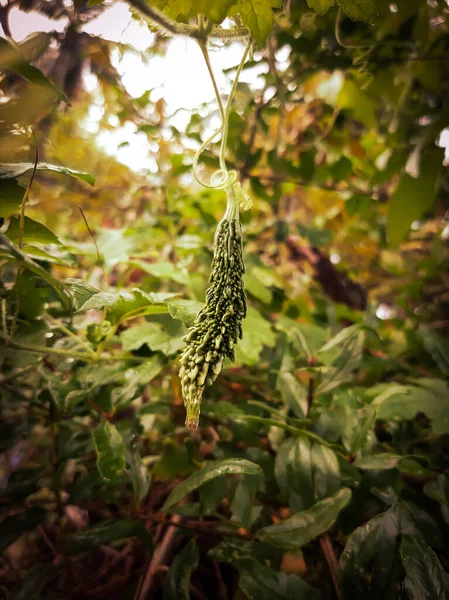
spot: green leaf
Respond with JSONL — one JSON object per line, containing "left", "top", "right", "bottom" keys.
{"left": 245, "top": 271, "right": 273, "bottom": 305}
{"left": 65, "top": 519, "right": 153, "bottom": 554}
{"left": 337, "top": 79, "right": 377, "bottom": 128}
{"left": 353, "top": 453, "right": 401, "bottom": 470}
{"left": 163, "top": 539, "right": 199, "bottom": 600}
{"left": 6, "top": 215, "right": 61, "bottom": 245}
{"left": 257, "top": 488, "right": 351, "bottom": 549}
{"left": 231, "top": 478, "right": 261, "bottom": 529}
{"left": 276, "top": 372, "right": 308, "bottom": 418}
{"left": 229, "top": 0, "right": 282, "bottom": 43}
{"left": 92, "top": 421, "right": 126, "bottom": 483}
{"left": 400, "top": 534, "right": 449, "bottom": 600}
{"left": 420, "top": 327, "right": 449, "bottom": 376}
{"left": 235, "top": 558, "right": 320, "bottom": 600}
{"left": 0, "top": 37, "right": 66, "bottom": 101}
{"left": 342, "top": 405, "right": 376, "bottom": 454}
{"left": 306, "top": 0, "right": 334, "bottom": 16}
{"left": 235, "top": 307, "right": 276, "bottom": 366}
{"left": 0, "top": 508, "right": 47, "bottom": 553}
{"left": 338, "top": 511, "right": 387, "bottom": 598}
{"left": 275, "top": 437, "right": 314, "bottom": 512}
{"left": 315, "top": 331, "right": 364, "bottom": 395}
{"left": 0, "top": 162, "right": 94, "bottom": 185}
{"left": 0, "top": 179, "right": 25, "bottom": 219}
{"left": 318, "top": 324, "right": 374, "bottom": 353}
{"left": 129, "top": 259, "right": 189, "bottom": 285}
{"left": 120, "top": 322, "right": 184, "bottom": 355}
{"left": 376, "top": 379, "right": 449, "bottom": 436}
{"left": 387, "top": 148, "right": 443, "bottom": 247}
{"left": 337, "top": 0, "right": 377, "bottom": 21}
{"left": 0, "top": 234, "right": 72, "bottom": 310}
{"left": 161, "top": 458, "right": 262, "bottom": 511}
{"left": 126, "top": 435, "right": 152, "bottom": 505}
{"left": 66, "top": 279, "right": 100, "bottom": 311}
{"left": 167, "top": 298, "right": 204, "bottom": 327}
{"left": 275, "top": 437, "right": 340, "bottom": 512}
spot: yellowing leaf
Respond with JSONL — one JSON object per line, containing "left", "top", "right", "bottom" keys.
{"left": 307, "top": 0, "right": 334, "bottom": 15}
{"left": 230, "top": 0, "right": 281, "bottom": 43}
{"left": 337, "top": 0, "right": 377, "bottom": 22}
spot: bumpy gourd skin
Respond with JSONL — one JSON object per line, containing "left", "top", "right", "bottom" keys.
{"left": 179, "top": 184, "right": 247, "bottom": 430}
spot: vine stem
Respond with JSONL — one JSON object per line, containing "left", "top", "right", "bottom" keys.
{"left": 192, "top": 35, "right": 251, "bottom": 190}
{"left": 43, "top": 311, "right": 96, "bottom": 356}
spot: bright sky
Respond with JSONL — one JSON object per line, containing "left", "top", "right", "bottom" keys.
{"left": 5, "top": 2, "right": 267, "bottom": 171}
{"left": 3, "top": 2, "right": 448, "bottom": 169}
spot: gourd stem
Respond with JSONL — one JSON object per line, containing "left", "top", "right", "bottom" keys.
{"left": 192, "top": 35, "right": 251, "bottom": 191}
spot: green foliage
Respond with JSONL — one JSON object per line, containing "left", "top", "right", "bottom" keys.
{"left": 1, "top": 0, "right": 449, "bottom": 597}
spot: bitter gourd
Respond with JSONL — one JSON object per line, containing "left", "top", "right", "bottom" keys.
{"left": 179, "top": 182, "right": 247, "bottom": 430}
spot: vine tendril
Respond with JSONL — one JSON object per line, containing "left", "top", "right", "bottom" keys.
{"left": 192, "top": 35, "right": 252, "bottom": 191}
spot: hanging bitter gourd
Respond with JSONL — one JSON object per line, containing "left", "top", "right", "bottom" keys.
{"left": 179, "top": 182, "right": 247, "bottom": 430}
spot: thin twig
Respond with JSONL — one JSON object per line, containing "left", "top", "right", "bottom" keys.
{"left": 136, "top": 514, "right": 182, "bottom": 600}
{"left": 320, "top": 532, "right": 341, "bottom": 600}
{"left": 306, "top": 377, "right": 314, "bottom": 417}
{"left": 142, "top": 514, "right": 254, "bottom": 540}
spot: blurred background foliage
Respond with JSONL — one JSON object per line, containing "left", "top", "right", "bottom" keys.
{"left": 1, "top": 0, "right": 449, "bottom": 598}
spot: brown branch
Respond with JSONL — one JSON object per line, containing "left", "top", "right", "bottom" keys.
{"left": 306, "top": 377, "right": 314, "bottom": 417}
{"left": 136, "top": 514, "right": 182, "bottom": 600}
{"left": 319, "top": 532, "right": 341, "bottom": 600}
{"left": 141, "top": 514, "right": 254, "bottom": 541}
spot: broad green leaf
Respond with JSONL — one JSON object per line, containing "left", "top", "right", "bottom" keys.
{"left": 257, "top": 488, "right": 351, "bottom": 549}
{"left": 6, "top": 215, "right": 61, "bottom": 245}
{"left": 387, "top": 149, "right": 444, "bottom": 247}
{"left": 92, "top": 421, "right": 126, "bottom": 483}
{"left": 0, "top": 162, "right": 94, "bottom": 185}
{"left": 235, "top": 558, "right": 320, "bottom": 600}
{"left": 167, "top": 298, "right": 204, "bottom": 327}
{"left": 424, "top": 474, "right": 449, "bottom": 507}
{"left": 307, "top": 0, "right": 334, "bottom": 15}
{"left": 229, "top": 0, "right": 282, "bottom": 43}
{"left": 315, "top": 331, "right": 364, "bottom": 395}
{"left": 338, "top": 511, "right": 388, "bottom": 598}
{"left": 161, "top": 458, "right": 262, "bottom": 511}
{"left": 276, "top": 372, "right": 308, "bottom": 418}
{"left": 275, "top": 437, "right": 340, "bottom": 512}
{"left": 65, "top": 519, "right": 152, "bottom": 553}
{"left": 354, "top": 453, "right": 401, "bottom": 470}
{"left": 66, "top": 279, "right": 100, "bottom": 311}
{"left": 120, "top": 322, "right": 184, "bottom": 355}
{"left": 275, "top": 437, "right": 314, "bottom": 512}
{"left": 0, "top": 507, "right": 47, "bottom": 553}
{"left": 318, "top": 324, "right": 375, "bottom": 353}
{"left": 342, "top": 404, "right": 376, "bottom": 454}
{"left": 163, "top": 539, "right": 199, "bottom": 600}
{"left": 199, "top": 476, "right": 228, "bottom": 516}
{"left": 77, "top": 289, "right": 170, "bottom": 324}
{"left": 244, "top": 271, "right": 273, "bottom": 305}
{"left": 337, "top": 0, "right": 377, "bottom": 21}
{"left": 231, "top": 477, "right": 260, "bottom": 528}
{"left": 376, "top": 379, "right": 449, "bottom": 435}
{"left": 235, "top": 307, "right": 276, "bottom": 366}
{"left": 420, "top": 327, "right": 449, "bottom": 376}
{"left": 97, "top": 228, "right": 136, "bottom": 269}
{"left": 126, "top": 435, "right": 152, "bottom": 505}
{"left": 400, "top": 534, "right": 449, "bottom": 600}
{"left": 337, "top": 79, "right": 377, "bottom": 128}
{"left": 0, "top": 234, "right": 72, "bottom": 310}
{"left": 129, "top": 259, "right": 189, "bottom": 284}
{"left": 0, "top": 179, "right": 25, "bottom": 218}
